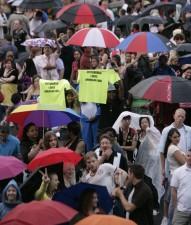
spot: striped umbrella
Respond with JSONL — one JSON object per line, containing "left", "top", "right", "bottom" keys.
{"left": 56, "top": 2, "right": 111, "bottom": 25}
{"left": 129, "top": 76, "right": 191, "bottom": 103}
{"left": 116, "top": 32, "right": 174, "bottom": 53}
{"left": 66, "top": 28, "right": 120, "bottom": 48}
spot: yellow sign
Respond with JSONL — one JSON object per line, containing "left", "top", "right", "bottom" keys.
{"left": 78, "top": 69, "right": 120, "bottom": 104}
{"left": 39, "top": 79, "right": 70, "bottom": 110}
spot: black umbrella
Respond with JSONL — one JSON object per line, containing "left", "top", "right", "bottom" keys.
{"left": 140, "top": 2, "right": 176, "bottom": 17}
{"left": 34, "top": 20, "right": 67, "bottom": 33}
{"left": 175, "top": 43, "right": 191, "bottom": 52}
{"left": 116, "top": 15, "right": 139, "bottom": 27}
{"left": 160, "top": 22, "right": 182, "bottom": 39}
{"left": 133, "top": 16, "right": 166, "bottom": 26}
{"left": 20, "top": 0, "right": 62, "bottom": 9}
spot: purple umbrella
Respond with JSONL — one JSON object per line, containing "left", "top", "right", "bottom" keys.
{"left": 0, "top": 156, "right": 26, "bottom": 180}
{"left": 7, "top": 104, "right": 80, "bottom": 128}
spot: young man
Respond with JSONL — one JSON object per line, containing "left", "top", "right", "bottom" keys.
{"left": 171, "top": 150, "right": 191, "bottom": 225}
{"left": 112, "top": 164, "right": 153, "bottom": 225}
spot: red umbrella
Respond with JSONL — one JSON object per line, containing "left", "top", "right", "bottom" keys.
{"left": 0, "top": 156, "right": 26, "bottom": 180}
{"left": 27, "top": 148, "right": 82, "bottom": 172}
{"left": 0, "top": 200, "right": 78, "bottom": 225}
{"left": 67, "top": 27, "right": 120, "bottom": 48}
{"left": 56, "top": 2, "right": 111, "bottom": 25}
{"left": 129, "top": 75, "right": 191, "bottom": 103}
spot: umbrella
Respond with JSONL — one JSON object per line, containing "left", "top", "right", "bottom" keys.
{"left": 75, "top": 215, "right": 137, "bottom": 225}
{"left": 133, "top": 16, "right": 166, "bottom": 26}
{"left": 19, "top": 0, "right": 62, "bottom": 9}
{"left": 34, "top": 20, "right": 67, "bottom": 34}
{"left": 66, "top": 28, "right": 120, "bottom": 48}
{"left": 116, "top": 32, "right": 174, "bottom": 53}
{"left": 53, "top": 182, "right": 113, "bottom": 214}
{"left": 0, "top": 156, "right": 26, "bottom": 180}
{"left": 140, "top": 2, "right": 176, "bottom": 17}
{"left": 56, "top": 2, "right": 111, "bottom": 25}
{"left": 27, "top": 148, "right": 82, "bottom": 171}
{"left": 21, "top": 38, "right": 56, "bottom": 48}
{"left": 129, "top": 75, "right": 191, "bottom": 103}
{"left": 7, "top": 104, "right": 80, "bottom": 128}
{"left": 0, "top": 200, "right": 77, "bottom": 225}
{"left": 115, "top": 15, "right": 139, "bottom": 27}
{"left": 175, "top": 43, "right": 191, "bottom": 52}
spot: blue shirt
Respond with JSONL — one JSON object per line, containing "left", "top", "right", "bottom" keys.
{"left": 0, "top": 135, "right": 20, "bottom": 156}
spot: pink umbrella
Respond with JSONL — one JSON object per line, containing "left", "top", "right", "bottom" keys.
{"left": 22, "top": 38, "right": 56, "bottom": 48}
{"left": 66, "top": 27, "right": 120, "bottom": 48}
{"left": 0, "top": 156, "right": 26, "bottom": 180}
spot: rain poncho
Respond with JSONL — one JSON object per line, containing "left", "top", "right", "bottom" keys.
{"left": 135, "top": 126, "right": 164, "bottom": 200}
{"left": 0, "top": 179, "right": 22, "bottom": 220}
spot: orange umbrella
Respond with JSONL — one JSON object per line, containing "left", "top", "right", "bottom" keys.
{"left": 75, "top": 215, "right": 137, "bottom": 225}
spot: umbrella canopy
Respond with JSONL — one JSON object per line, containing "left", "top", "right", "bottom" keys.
{"left": 129, "top": 75, "right": 191, "bottom": 103}
{"left": 53, "top": 182, "right": 113, "bottom": 213}
{"left": 22, "top": 38, "right": 56, "bottom": 48}
{"left": 175, "top": 43, "right": 191, "bottom": 52}
{"left": 115, "top": 15, "right": 139, "bottom": 27}
{"left": 116, "top": 32, "right": 174, "bottom": 53}
{"left": 19, "top": 0, "right": 62, "bottom": 9}
{"left": 56, "top": 2, "right": 110, "bottom": 25}
{"left": 133, "top": 16, "right": 166, "bottom": 26}
{"left": 0, "top": 156, "right": 26, "bottom": 181}
{"left": 66, "top": 28, "right": 120, "bottom": 48}
{"left": 27, "top": 148, "right": 82, "bottom": 171}
{"left": 75, "top": 215, "right": 137, "bottom": 225}
{"left": 0, "top": 200, "right": 77, "bottom": 225}
{"left": 34, "top": 20, "right": 67, "bottom": 33}
{"left": 140, "top": 2, "right": 176, "bottom": 17}
{"left": 7, "top": 104, "right": 80, "bottom": 127}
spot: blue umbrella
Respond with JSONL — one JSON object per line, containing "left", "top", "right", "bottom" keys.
{"left": 53, "top": 182, "right": 113, "bottom": 213}
{"left": 116, "top": 32, "right": 175, "bottom": 53}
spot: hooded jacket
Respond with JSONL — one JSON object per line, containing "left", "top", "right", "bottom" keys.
{"left": 0, "top": 179, "right": 22, "bottom": 220}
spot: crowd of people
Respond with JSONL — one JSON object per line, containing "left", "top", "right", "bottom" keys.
{"left": 0, "top": 0, "right": 191, "bottom": 225}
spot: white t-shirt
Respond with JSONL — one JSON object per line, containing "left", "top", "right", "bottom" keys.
{"left": 177, "top": 127, "right": 187, "bottom": 152}
{"left": 85, "top": 163, "right": 117, "bottom": 194}
{"left": 171, "top": 164, "right": 191, "bottom": 213}
{"left": 167, "top": 144, "right": 185, "bottom": 175}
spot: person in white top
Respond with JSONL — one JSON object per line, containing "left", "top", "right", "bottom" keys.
{"left": 33, "top": 44, "right": 60, "bottom": 80}
{"left": 97, "top": 0, "right": 114, "bottom": 29}
{"left": 165, "top": 128, "right": 186, "bottom": 175}
{"left": 171, "top": 150, "right": 191, "bottom": 225}
{"left": 159, "top": 108, "right": 191, "bottom": 225}
{"left": 159, "top": 108, "right": 191, "bottom": 178}
{"left": 83, "top": 151, "right": 127, "bottom": 194}
{"left": 29, "top": 11, "right": 43, "bottom": 37}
